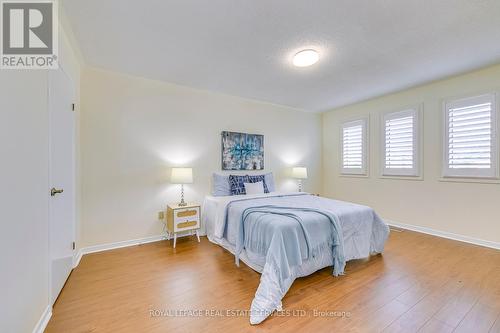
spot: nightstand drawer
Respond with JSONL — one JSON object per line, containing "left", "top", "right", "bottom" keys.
{"left": 177, "top": 220, "right": 198, "bottom": 229}
{"left": 175, "top": 219, "right": 199, "bottom": 231}
{"left": 175, "top": 208, "right": 199, "bottom": 218}
{"left": 173, "top": 207, "right": 200, "bottom": 224}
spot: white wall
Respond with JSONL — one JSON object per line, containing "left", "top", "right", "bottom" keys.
{"left": 0, "top": 70, "right": 50, "bottom": 333}
{"left": 323, "top": 64, "right": 500, "bottom": 244}
{"left": 80, "top": 67, "right": 322, "bottom": 247}
{"left": 0, "top": 22, "right": 81, "bottom": 333}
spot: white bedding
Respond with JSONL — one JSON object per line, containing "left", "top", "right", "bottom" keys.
{"left": 204, "top": 193, "right": 334, "bottom": 274}
{"left": 202, "top": 192, "right": 389, "bottom": 324}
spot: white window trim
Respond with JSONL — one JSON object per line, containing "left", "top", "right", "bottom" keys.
{"left": 340, "top": 117, "right": 369, "bottom": 176}
{"left": 380, "top": 107, "right": 422, "bottom": 178}
{"left": 442, "top": 93, "right": 499, "bottom": 179}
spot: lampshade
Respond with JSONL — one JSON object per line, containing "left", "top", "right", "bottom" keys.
{"left": 171, "top": 167, "right": 193, "bottom": 184}
{"left": 292, "top": 167, "right": 308, "bottom": 179}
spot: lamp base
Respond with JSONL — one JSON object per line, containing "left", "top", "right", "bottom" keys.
{"left": 178, "top": 184, "right": 187, "bottom": 206}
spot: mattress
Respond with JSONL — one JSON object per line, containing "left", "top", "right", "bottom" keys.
{"left": 203, "top": 192, "right": 388, "bottom": 268}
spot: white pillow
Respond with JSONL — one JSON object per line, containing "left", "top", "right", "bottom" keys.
{"left": 244, "top": 181, "right": 265, "bottom": 195}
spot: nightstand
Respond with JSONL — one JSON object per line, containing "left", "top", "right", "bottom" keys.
{"left": 166, "top": 203, "right": 201, "bottom": 248}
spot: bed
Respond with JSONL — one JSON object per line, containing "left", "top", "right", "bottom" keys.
{"left": 203, "top": 191, "right": 390, "bottom": 324}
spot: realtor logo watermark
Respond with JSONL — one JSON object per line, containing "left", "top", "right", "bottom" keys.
{"left": 1, "top": 0, "right": 58, "bottom": 69}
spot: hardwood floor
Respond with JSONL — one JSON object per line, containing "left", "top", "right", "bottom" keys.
{"left": 45, "top": 230, "right": 500, "bottom": 333}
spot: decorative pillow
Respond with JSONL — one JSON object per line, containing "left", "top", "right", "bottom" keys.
{"left": 212, "top": 173, "right": 231, "bottom": 196}
{"left": 264, "top": 172, "right": 275, "bottom": 192}
{"left": 229, "top": 175, "right": 250, "bottom": 195}
{"left": 244, "top": 181, "right": 265, "bottom": 195}
{"left": 247, "top": 174, "right": 269, "bottom": 193}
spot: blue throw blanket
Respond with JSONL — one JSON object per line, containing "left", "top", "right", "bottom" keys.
{"left": 235, "top": 205, "right": 346, "bottom": 278}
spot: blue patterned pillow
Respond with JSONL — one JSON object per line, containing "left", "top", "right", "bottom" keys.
{"left": 248, "top": 175, "right": 269, "bottom": 193}
{"left": 229, "top": 175, "right": 250, "bottom": 195}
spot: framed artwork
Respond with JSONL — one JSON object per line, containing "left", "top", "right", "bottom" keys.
{"left": 221, "top": 131, "right": 264, "bottom": 170}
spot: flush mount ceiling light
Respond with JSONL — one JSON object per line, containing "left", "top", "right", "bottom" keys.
{"left": 293, "top": 49, "right": 319, "bottom": 67}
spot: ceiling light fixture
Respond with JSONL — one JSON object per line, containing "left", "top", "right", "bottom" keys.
{"left": 293, "top": 49, "right": 319, "bottom": 67}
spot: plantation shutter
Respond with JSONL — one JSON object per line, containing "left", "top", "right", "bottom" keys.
{"left": 341, "top": 119, "right": 367, "bottom": 175}
{"left": 383, "top": 109, "right": 419, "bottom": 176}
{"left": 444, "top": 94, "right": 497, "bottom": 178}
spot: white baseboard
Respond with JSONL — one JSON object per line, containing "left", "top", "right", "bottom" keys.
{"left": 32, "top": 305, "right": 51, "bottom": 333}
{"left": 386, "top": 220, "right": 500, "bottom": 250}
{"left": 73, "top": 249, "right": 83, "bottom": 268}
{"left": 73, "top": 234, "right": 166, "bottom": 267}
{"left": 73, "top": 231, "right": 205, "bottom": 268}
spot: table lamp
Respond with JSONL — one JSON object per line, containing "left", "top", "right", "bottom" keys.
{"left": 171, "top": 167, "right": 193, "bottom": 206}
{"left": 292, "top": 167, "right": 308, "bottom": 192}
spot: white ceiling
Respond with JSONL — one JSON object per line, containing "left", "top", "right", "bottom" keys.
{"left": 63, "top": 0, "right": 500, "bottom": 112}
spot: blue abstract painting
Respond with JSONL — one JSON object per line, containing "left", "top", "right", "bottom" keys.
{"left": 221, "top": 131, "right": 264, "bottom": 170}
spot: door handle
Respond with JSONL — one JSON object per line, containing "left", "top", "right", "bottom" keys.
{"left": 50, "top": 188, "right": 64, "bottom": 196}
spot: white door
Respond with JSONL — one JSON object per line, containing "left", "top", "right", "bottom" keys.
{"left": 48, "top": 67, "right": 76, "bottom": 305}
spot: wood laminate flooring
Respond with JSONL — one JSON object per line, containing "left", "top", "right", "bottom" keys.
{"left": 45, "top": 230, "right": 500, "bottom": 332}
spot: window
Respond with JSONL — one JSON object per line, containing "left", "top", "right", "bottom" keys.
{"left": 382, "top": 108, "right": 420, "bottom": 177}
{"left": 341, "top": 118, "right": 368, "bottom": 175}
{"left": 443, "top": 93, "right": 498, "bottom": 178}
